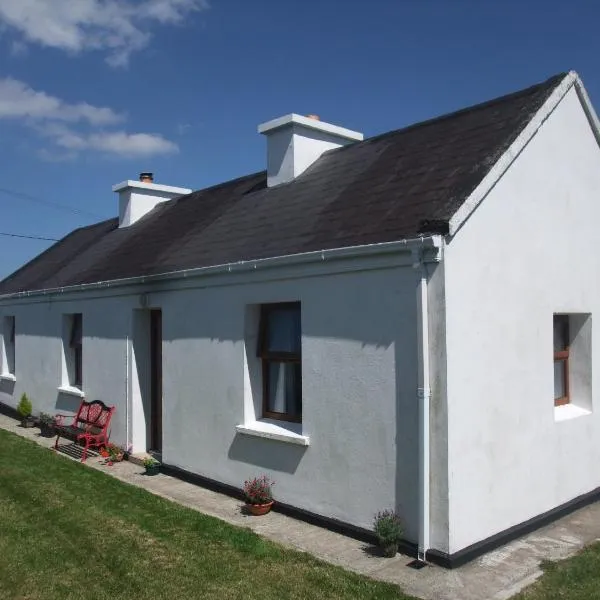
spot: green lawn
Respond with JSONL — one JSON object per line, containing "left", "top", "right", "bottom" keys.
{"left": 514, "top": 543, "right": 600, "bottom": 600}
{"left": 0, "top": 429, "right": 410, "bottom": 600}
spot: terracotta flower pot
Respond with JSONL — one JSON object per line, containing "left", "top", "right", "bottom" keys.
{"left": 246, "top": 501, "right": 274, "bottom": 516}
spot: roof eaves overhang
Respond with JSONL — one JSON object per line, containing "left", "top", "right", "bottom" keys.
{"left": 0, "top": 235, "right": 443, "bottom": 301}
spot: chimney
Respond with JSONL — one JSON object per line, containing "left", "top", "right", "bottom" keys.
{"left": 258, "top": 114, "right": 363, "bottom": 187}
{"left": 112, "top": 173, "right": 192, "bottom": 227}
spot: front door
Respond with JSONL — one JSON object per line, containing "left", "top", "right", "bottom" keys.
{"left": 149, "top": 309, "right": 162, "bottom": 452}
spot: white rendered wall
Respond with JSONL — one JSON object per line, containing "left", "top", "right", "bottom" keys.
{"left": 0, "top": 257, "right": 421, "bottom": 536}
{"left": 0, "top": 296, "right": 132, "bottom": 446}
{"left": 444, "top": 86, "right": 600, "bottom": 553}
{"left": 157, "top": 264, "right": 419, "bottom": 534}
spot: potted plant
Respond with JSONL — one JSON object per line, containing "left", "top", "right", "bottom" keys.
{"left": 373, "top": 510, "right": 403, "bottom": 557}
{"left": 17, "top": 393, "right": 34, "bottom": 428}
{"left": 38, "top": 412, "right": 55, "bottom": 437}
{"left": 105, "top": 443, "right": 125, "bottom": 465}
{"left": 243, "top": 475, "right": 274, "bottom": 515}
{"left": 143, "top": 457, "right": 161, "bottom": 476}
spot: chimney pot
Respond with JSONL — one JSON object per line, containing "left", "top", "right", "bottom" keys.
{"left": 139, "top": 172, "right": 154, "bottom": 183}
{"left": 306, "top": 114, "right": 320, "bottom": 121}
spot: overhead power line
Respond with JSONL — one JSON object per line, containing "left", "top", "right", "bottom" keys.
{"left": 0, "top": 186, "right": 103, "bottom": 219}
{"left": 0, "top": 232, "right": 59, "bottom": 242}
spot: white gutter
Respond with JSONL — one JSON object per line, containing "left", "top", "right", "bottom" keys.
{"left": 0, "top": 235, "right": 443, "bottom": 301}
{"left": 413, "top": 247, "right": 431, "bottom": 562}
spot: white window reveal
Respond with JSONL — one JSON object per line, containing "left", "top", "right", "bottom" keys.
{"left": 61, "top": 313, "right": 83, "bottom": 392}
{"left": 2, "top": 316, "right": 15, "bottom": 377}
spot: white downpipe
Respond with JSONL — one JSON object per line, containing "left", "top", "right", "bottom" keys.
{"left": 414, "top": 248, "right": 431, "bottom": 562}
{"left": 125, "top": 333, "right": 130, "bottom": 451}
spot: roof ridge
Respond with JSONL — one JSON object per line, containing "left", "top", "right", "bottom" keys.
{"left": 329, "top": 72, "right": 568, "bottom": 153}
{"left": 185, "top": 170, "right": 266, "bottom": 198}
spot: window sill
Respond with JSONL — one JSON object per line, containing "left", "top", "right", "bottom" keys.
{"left": 235, "top": 420, "right": 310, "bottom": 446}
{"left": 0, "top": 373, "right": 16, "bottom": 382}
{"left": 554, "top": 404, "right": 592, "bottom": 422}
{"left": 57, "top": 385, "right": 85, "bottom": 398}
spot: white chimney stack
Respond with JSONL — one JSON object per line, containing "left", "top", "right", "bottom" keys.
{"left": 258, "top": 114, "right": 363, "bottom": 187}
{"left": 113, "top": 172, "right": 192, "bottom": 227}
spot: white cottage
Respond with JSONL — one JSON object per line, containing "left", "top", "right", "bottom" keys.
{"left": 1, "top": 71, "right": 599, "bottom": 567}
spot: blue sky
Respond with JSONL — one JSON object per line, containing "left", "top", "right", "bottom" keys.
{"left": 0, "top": 0, "right": 597, "bottom": 277}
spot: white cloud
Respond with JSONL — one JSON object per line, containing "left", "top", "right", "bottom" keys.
{"left": 0, "top": 78, "right": 123, "bottom": 125}
{"left": 0, "top": 0, "right": 209, "bottom": 67}
{"left": 44, "top": 125, "right": 178, "bottom": 157}
{"left": 2, "top": 78, "right": 179, "bottom": 159}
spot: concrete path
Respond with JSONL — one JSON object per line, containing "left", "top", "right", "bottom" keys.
{"left": 1, "top": 412, "right": 599, "bottom": 600}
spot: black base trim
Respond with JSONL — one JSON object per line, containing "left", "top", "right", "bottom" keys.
{"left": 429, "top": 484, "right": 600, "bottom": 569}
{"left": 160, "top": 462, "right": 420, "bottom": 558}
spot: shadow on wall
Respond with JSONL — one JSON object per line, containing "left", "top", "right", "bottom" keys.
{"left": 55, "top": 391, "right": 84, "bottom": 414}
{"left": 228, "top": 433, "right": 307, "bottom": 474}
{"left": 0, "top": 378, "right": 15, "bottom": 397}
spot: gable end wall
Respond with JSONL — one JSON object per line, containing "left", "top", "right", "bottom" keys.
{"left": 443, "top": 86, "right": 600, "bottom": 553}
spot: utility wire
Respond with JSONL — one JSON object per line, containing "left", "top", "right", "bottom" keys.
{"left": 0, "top": 232, "right": 59, "bottom": 242}
{"left": 0, "top": 186, "right": 103, "bottom": 219}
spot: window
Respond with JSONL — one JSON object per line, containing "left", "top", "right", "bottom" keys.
{"left": 258, "top": 303, "right": 302, "bottom": 422}
{"left": 553, "top": 315, "right": 570, "bottom": 406}
{"left": 69, "top": 313, "right": 83, "bottom": 388}
{"left": 2, "top": 316, "right": 15, "bottom": 376}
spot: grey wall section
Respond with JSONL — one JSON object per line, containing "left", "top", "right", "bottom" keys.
{"left": 444, "top": 86, "right": 600, "bottom": 553}
{"left": 0, "top": 257, "right": 421, "bottom": 537}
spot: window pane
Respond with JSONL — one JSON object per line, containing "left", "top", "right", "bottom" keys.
{"left": 553, "top": 315, "right": 569, "bottom": 352}
{"left": 267, "top": 307, "right": 301, "bottom": 353}
{"left": 554, "top": 360, "right": 566, "bottom": 400}
{"left": 70, "top": 314, "right": 82, "bottom": 348}
{"left": 267, "top": 361, "right": 301, "bottom": 418}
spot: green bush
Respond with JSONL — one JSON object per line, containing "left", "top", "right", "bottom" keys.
{"left": 16, "top": 393, "right": 32, "bottom": 419}
{"left": 39, "top": 413, "right": 54, "bottom": 426}
{"left": 373, "top": 510, "right": 403, "bottom": 546}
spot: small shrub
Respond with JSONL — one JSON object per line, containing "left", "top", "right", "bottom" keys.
{"left": 373, "top": 510, "right": 403, "bottom": 547}
{"left": 243, "top": 475, "right": 274, "bottom": 505}
{"left": 39, "top": 412, "right": 54, "bottom": 426}
{"left": 143, "top": 457, "right": 160, "bottom": 469}
{"left": 16, "top": 393, "right": 32, "bottom": 419}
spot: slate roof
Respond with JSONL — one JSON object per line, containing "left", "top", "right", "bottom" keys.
{"left": 0, "top": 73, "right": 566, "bottom": 294}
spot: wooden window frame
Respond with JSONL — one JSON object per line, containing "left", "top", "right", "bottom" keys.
{"left": 554, "top": 315, "right": 570, "bottom": 407}
{"left": 258, "top": 302, "right": 302, "bottom": 423}
{"left": 70, "top": 313, "right": 83, "bottom": 389}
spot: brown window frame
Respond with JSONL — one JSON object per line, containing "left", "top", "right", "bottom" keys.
{"left": 70, "top": 313, "right": 83, "bottom": 389}
{"left": 554, "top": 315, "right": 570, "bottom": 407}
{"left": 257, "top": 302, "right": 302, "bottom": 423}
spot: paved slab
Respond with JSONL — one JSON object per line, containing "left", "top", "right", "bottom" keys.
{"left": 1, "top": 412, "right": 598, "bottom": 600}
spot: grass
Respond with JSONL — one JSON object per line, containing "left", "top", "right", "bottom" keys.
{"left": 0, "top": 429, "right": 411, "bottom": 600}
{"left": 514, "top": 543, "right": 600, "bottom": 600}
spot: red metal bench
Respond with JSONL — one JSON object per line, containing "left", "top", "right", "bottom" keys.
{"left": 54, "top": 399, "right": 115, "bottom": 462}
